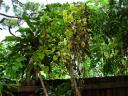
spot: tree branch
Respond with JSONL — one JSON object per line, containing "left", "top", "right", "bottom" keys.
{"left": 0, "top": 13, "right": 21, "bottom": 19}
{"left": 8, "top": 26, "right": 16, "bottom": 36}
{"left": 0, "top": 18, "right": 6, "bottom": 23}
{"left": 38, "top": 71, "right": 48, "bottom": 96}
{"left": 15, "top": 0, "right": 23, "bottom": 6}
{"left": 0, "top": 0, "right": 3, "bottom": 7}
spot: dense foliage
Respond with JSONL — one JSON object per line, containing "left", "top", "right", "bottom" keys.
{"left": 0, "top": 0, "right": 128, "bottom": 95}
{"left": 1, "top": 2, "right": 89, "bottom": 95}
{"left": 1, "top": 2, "right": 89, "bottom": 80}
{"left": 84, "top": 0, "right": 128, "bottom": 76}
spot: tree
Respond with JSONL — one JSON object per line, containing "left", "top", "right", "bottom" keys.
{"left": 1, "top": 1, "right": 90, "bottom": 96}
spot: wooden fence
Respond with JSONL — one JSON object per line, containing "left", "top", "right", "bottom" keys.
{"left": 11, "top": 76, "right": 128, "bottom": 96}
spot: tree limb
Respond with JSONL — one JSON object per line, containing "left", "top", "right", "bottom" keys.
{"left": 38, "top": 71, "right": 48, "bottom": 96}
{"left": 0, "top": 0, "right": 3, "bottom": 7}
{"left": 8, "top": 26, "right": 16, "bottom": 36}
{"left": 15, "top": 0, "right": 23, "bottom": 6}
{"left": 0, "top": 18, "right": 6, "bottom": 23}
{"left": 0, "top": 13, "right": 21, "bottom": 19}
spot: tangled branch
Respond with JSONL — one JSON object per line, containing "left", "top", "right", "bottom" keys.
{"left": 0, "top": 13, "right": 22, "bottom": 19}
{"left": 8, "top": 26, "right": 16, "bottom": 36}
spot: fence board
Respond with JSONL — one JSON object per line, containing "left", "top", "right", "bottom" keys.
{"left": 81, "top": 76, "right": 128, "bottom": 96}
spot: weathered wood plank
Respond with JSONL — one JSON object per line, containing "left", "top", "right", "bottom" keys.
{"left": 83, "top": 81, "right": 128, "bottom": 89}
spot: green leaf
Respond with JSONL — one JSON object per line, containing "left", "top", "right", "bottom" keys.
{"left": 63, "top": 10, "right": 68, "bottom": 23}
{"left": 53, "top": 55, "right": 58, "bottom": 61}
{"left": 0, "top": 64, "right": 4, "bottom": 68}
{"left": 17, "top": 27, "right": 31, "bottom": 33}
{"left": 22, "top": 13, "right": 34, "bottom": 30}
{"left": 4, "top": 36, "right": 20, "bottom": 41}
{"left": 4, "top": 18, "right": 17, "bottom": 26}
{"left": 65, "top": 29, "right": 72, "bottom": 39}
